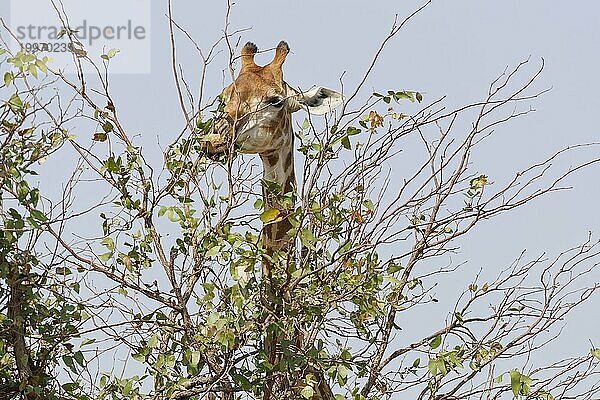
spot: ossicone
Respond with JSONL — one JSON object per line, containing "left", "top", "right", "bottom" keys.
{"left": 241, "top": 42, "right": 258, "bottom": 70}
{"left": 270, "top": 40, "right": 289, "bottom": 68}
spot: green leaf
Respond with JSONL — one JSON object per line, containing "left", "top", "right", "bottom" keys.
{"left": 416, "top": 92, "right": 423, "bottom": 102}
{"left": 30, "top": 209, "right": 48, "bottom": 222}
{"left": 347, "top": 126, "right": 361, "bottom": 136}
{"left": 592, "top": 348, "right": 600, "bottom": 360}
{"left": 395, "top": 91, "right": 415, "bottom": 102}
{"left": 148, "top": 334, "right": 159, "bottom": 348}
{"left": 429, "top": 335, "right": 442, "bottom": 349}
{"left": 337, "top": 364, "right": 348, "bottom": 386}
{"left": 100, "top": 237, "right": 115, "bottom": 251}
{"left": 536, "top": 390, "right": 554, "bottom": 400}
{"left": 253, "top": 198, "right": 264, "bottom": 210}
{"left": 102, "top": 121, "right": 114, "bottom": 133}
{"left": 167, "top": 207, "right": 180, "bottom": 222}
{"left": 98, "top": 252, "right": 112, "bottom": 262}
{"left": 56, "top": 267, "right": 71, "bottom": 275}
{"left": 206, "top": 312, "right": 220, "bottom": 326}
{"left": 81, "top": 338, "right": 96, "bottom": 346}
{"left": 28, "top": 64, "right": 38, "bottom": 78}
{"left": 73, "top": 351, "right": 85, "bottom": 367}
{"left": 509, "top": 370, "right": 531, "bottom": 397}
{"left": 300, "top": 228, "right": 318, "bottom": 247}
{"left": 4, "top": 72, "right": 13, "bottom": 86}
{"left": 36, "top": 59, "right": 48, "bottom": 74}
{"left": 454, "top": 311, "right": 464, "bottom": 324}
{"left": 302, "top": 118, "right": 310, "bottom": 130}
{"left": 205, "top": 245, "right": 221, "bottom": 257}
{"left": 190, "top": 351, "right": 201, "bottom": 367}
{"left": 438, "top": 358, "right": 448, "bottom": 376}
{"left": 300, "top": 385, "right": 315, "bottom": 399}
{"left": 509, "top": 370, "right": 521, "bottom": 397}
{"left": 8, "top": 93, "right": 23, "bottom": 111}
{"left": 428, "top": 358, "right": 438, "bottom": 376}
{"left": 260, "top": 208, "right": 281, "bottom": 223}
{"left": 132, "top": 353, "right": 146, "bottom": 363}
{"left": 17, "top": 180, "right": 30, "bottom": 199}
{"left": 470, "top": 175, "right": 488, "bottom": 190}
{"left": 158, "top": 206, "right": 167, "bottom": 217}
{"left": 341, "top": 135, "right": 351, "bottom": 150}
{"left": 233, "top": 373, "right": 251, "bottom": 390}
{"left": 232, "top": 264, "right": 250, "bottom": 286}
{"left": 62, "top": 355, "right": 77, "bottom": 372}
{"left": 107, "top": 48, "right": 120, "bottom": 59}
{"left": 62, "top": 382, "right": 79, "bottom": 392}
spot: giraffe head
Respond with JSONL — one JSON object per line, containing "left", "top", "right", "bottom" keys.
{"left": 203, "top": 41, "right": 343, "bottom": 156}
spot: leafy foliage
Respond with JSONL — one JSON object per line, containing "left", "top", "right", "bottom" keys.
{"left": 1, "top": 7, "right": 599, "bottom": 400}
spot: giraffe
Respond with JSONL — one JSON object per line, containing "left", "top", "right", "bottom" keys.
{"left": 202, "top": 40, "right": 343, "bottom": 399}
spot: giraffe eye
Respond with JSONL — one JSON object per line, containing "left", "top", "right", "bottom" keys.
{"left": 265, "top": 96, "right": 285, "bottom": 108}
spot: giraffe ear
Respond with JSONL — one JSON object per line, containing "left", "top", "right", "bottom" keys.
{"left": 287, "top": 86, "right": 344, "bottom": 115}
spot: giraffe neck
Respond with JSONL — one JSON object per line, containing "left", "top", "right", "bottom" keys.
{"left": 260, "top": 144, "right": 295, "bottom": 252}
{"left": 259, "top": 118, "right": 298, "bottom": 400}
{"left": 257, "top": 117, "right": 332, "bottom": 400}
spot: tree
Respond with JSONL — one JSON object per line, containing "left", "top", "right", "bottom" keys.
{"left": 1, "top": 2, "right": 599, "bottom": 400}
